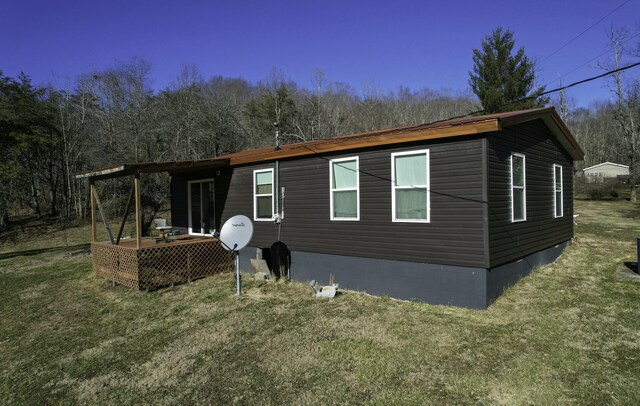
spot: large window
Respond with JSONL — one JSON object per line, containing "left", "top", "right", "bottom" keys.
{"left": 254, "top": 169, "right": 274, "bottom": 221}
{"left": 330, "top": 157, "right": 359, "bottom": 220}
{"left": 188, "top": 179, "right": 215, "bottom": 235}
{"left": 392, "top": 150, "right": 430, "bottom": 222}
{"left": 511, "top": 153, "right": 526, "bottom": 222}
{"left": 553, "top": 164, "right": 563, "bottom": 218}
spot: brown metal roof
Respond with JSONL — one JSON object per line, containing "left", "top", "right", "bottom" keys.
{"left": 76, "top": 107, "right": 584, "bottom": 180}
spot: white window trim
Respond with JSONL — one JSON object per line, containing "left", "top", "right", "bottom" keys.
{"left": 329, "top": 156, "right": 360, "bottom": 221}
{"left": 391, "top": 149, "right": 430, "bottom": 223}
{"left": 553, "top": 164, "right": 563, "bottom": 218}
{"left": 510, "top": 153, "right": 526, "bottom": 222}
{"left": 253, "top": 168, "right": 275, "bottom": 221}
{"left": 187, "top": 178, "right": 215, "bottom": 236}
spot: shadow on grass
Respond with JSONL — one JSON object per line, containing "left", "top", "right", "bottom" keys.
{"left": 624, "top": 261, "right": 638, "bottom": 274}
{"left": 0, "top": 243, "right": 90, "bottom": 261}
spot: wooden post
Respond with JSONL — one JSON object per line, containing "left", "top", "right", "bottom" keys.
{"left": 93, "top": 189, "right": 115, "bottom": 245}
{"left": 134, "top": 173, "right": 142, "bottom": 249}
{"left": 115, "top": 184, "right": 135, "bottom": 245}
{"left": 90, "top": 182, "right": 97, "bottom": 242}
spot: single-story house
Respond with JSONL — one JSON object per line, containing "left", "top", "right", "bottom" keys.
{"left": 79, "top": 107, "right": 584, "bottom": 309}
{"left": 583, "top": 162, "right": 629, "bottom": 182}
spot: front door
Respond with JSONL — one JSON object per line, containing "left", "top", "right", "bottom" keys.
{"left": 188, "top": 179, "right": 215, "bottom": 235}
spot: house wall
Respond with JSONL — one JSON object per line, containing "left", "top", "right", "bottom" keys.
{"left": 172, "top": 137, "right": 487, "bottom": 268}
{"left": 486, "top": 119, "right": 574, "bottom": 268}
{"left": 169, "top": 119, "right": 578, "bottom": 307}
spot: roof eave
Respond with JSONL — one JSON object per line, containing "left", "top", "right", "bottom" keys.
{"left": 75, "top": 159, "right": 230, "bottom": 181}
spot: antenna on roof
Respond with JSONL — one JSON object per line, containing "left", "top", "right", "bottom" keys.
{"left": 273, "top": 122, "right": 281, "bottom": 151}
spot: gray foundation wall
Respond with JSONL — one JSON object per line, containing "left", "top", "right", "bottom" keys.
{"left": 239, "top": 240, "right": 569, "bottom": 309}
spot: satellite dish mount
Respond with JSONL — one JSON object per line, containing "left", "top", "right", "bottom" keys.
{"left": 218, "top": 215, "right": 254, "bottom": 296}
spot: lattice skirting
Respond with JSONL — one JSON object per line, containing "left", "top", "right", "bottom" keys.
{"left": 91, "top": 240, "right": 235, "bottom": 290}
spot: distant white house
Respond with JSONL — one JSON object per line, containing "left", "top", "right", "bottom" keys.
{"left": 583, "top": 162, "right": 629, "bottom": 182}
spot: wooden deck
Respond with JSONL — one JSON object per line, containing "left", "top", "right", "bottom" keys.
{"left": 108, "top": 235, "right": 214, "bottom": 249}
{"left": 91, "top": 236, "right": 235, "bottom": 290}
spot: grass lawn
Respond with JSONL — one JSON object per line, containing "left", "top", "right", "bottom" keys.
{"left": 1, "top": 200, "right": 640, "bottom": 405}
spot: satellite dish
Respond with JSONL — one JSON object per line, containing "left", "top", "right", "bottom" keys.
{"left": 219, "top": 215, "right": 253, "bottom": 252}
{"left": 219, "top": 215, "right": 253, "bottom": 297}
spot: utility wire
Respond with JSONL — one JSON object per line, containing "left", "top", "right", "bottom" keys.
{"left": 546, "top": 31, "right": 640, "bottom": 88}
{"left": 539, "top": 0, "right": 633, "bottom": 65}
{"left": 435, "top": 60, "right": 640, "bottom": 121}
{"left": 538, "top": 60, "right": 640, "bottom": 97}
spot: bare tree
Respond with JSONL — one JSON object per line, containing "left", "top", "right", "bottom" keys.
{"left": 602, "top": 27, "right": 640, "bottom": 200}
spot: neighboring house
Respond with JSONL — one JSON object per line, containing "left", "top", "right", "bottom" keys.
{"left": 583, "top": 162, "right": 629, "bottom": 182}
{"left": 79, "top": 107, "right": 584, "bottom": 309}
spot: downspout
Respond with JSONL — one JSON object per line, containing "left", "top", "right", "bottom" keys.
{"left": 275, "top": 159, "right": 282, "bottom": 241}
{"left": 275, "top": 160, "right": 280, "bottom": 215}
{"left": 273, "top": 123, "right": 284, "bottom": 241}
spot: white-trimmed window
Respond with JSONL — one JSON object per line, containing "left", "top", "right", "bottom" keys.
{"left": 553, "top": 164, "right": 563, "bottom": 218}
{"left": 330, "top": 157, "right": 359, "bottom": 220}
{"left": 253, "top": 169, "right": 274, "bottom": 221}
{"left": 392, "top": 150, "right": 430, "bottom": 222}
{"left": 511, "top": 153, "right": 526, "bottom": 222}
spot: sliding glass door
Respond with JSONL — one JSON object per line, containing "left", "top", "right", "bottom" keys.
{"left": 188, "top": 179, "right": 215, "bottom": 235}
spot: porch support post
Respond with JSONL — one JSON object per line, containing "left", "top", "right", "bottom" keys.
{"left": 134, "top": 173, "right": 142, "bottom": 249}
{"left": 90, "top": 181, "right": 97, "bottom": 242}
{"left": 115, "top": 184, "right": 135, "bottom": 245}
{"left": 93, "top": 188, "right": 115, "bottom": 245}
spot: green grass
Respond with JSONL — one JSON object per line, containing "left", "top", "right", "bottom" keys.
{"left": 1, "top": 200, "right": 640, "bottom": 405}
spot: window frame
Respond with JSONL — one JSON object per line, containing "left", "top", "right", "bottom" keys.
{"left": 329, "top": 156, "right": 360, "bottom": 221}
{"left": 187, "top": 178, "right": 215, "bottom": 236}
{"left": 253, "top": 168, "right": 275, "bottom": 222}
{"left": 553, "top": 164, "right": 563, "bottom": 218}
{"left": 391, "top": 149, "right": 430, "bottom": 223}
{"left": 510, "top": 153, "right": 526, "bottom": 223}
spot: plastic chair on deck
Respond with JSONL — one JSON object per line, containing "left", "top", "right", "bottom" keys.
{"left": 152, "top": 218, "right": 173, "bottom": 242}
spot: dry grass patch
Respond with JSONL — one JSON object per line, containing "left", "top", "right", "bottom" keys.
{"left": 1, "top": 200, "right": 640, "bottom": 404}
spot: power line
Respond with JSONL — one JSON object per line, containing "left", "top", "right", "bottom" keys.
{"left": 539, "top": 0, "right": 633, "bottom": 65}
{"left": 441, "top": 60, "right": 640, "bottom": 120}
{"left": 545, "top": 31, "right": 640, "bottom": 88}
{"left": 540, "top": 60, "right": 640, "bottom": 96}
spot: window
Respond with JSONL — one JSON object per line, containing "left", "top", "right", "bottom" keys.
{"left": 254, "top": 169, "right": 274, "bottom": 221}
{"left": 511, "top": 153, "right": 526, "bottom": 222}
{"left": 392, "top": 150, "right": 430, "bottom": 222}
{"left": 553, "top": 164, "right": 563, "bottom": 218}
{"left": 188, "top": 179, "right": 215, "bottom": 235}
{"left": 330, "top": 157, "right": 359, "bottom": 220}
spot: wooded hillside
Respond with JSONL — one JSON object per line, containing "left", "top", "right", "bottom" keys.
{"left": 1, "top": 59, "right": 638, "bottom": 231}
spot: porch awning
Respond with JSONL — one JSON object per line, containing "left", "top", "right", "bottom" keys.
{"left": 75, "top": 157, "right": 231, "bottom": 181}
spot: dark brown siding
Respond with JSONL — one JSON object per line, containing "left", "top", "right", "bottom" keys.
{"left": 487, "top": 119, "right": 574, "bottom": 267}
{"left": 216, "top": 138, "right": 486, "bottom": 268}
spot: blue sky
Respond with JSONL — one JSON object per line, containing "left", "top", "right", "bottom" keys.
{"left": 2, "top": 0, "right": 639, "bottom": 108}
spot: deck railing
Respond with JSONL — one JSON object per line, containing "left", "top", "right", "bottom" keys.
{"left": 91, "top": 238, "right": 235, "bottom": 290}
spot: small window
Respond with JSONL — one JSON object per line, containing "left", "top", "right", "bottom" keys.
{"left": 392, "top": 150, "right": 430, "bottom": 222}
{"left": 553, "top": 164, "right": 563, "bottom": 218}
{"left": 511, "top": 154, "right": 526, "bottom": 222}
{"left": 330, "top": 157, "right": 359, "bottom": 220}
{"left": 254, "top": 169, "right": 274, "bottom": 221}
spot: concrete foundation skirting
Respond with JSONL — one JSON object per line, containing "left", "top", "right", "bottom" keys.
{"left": 238, "top": 241, "right": 570, "bottom": 309}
